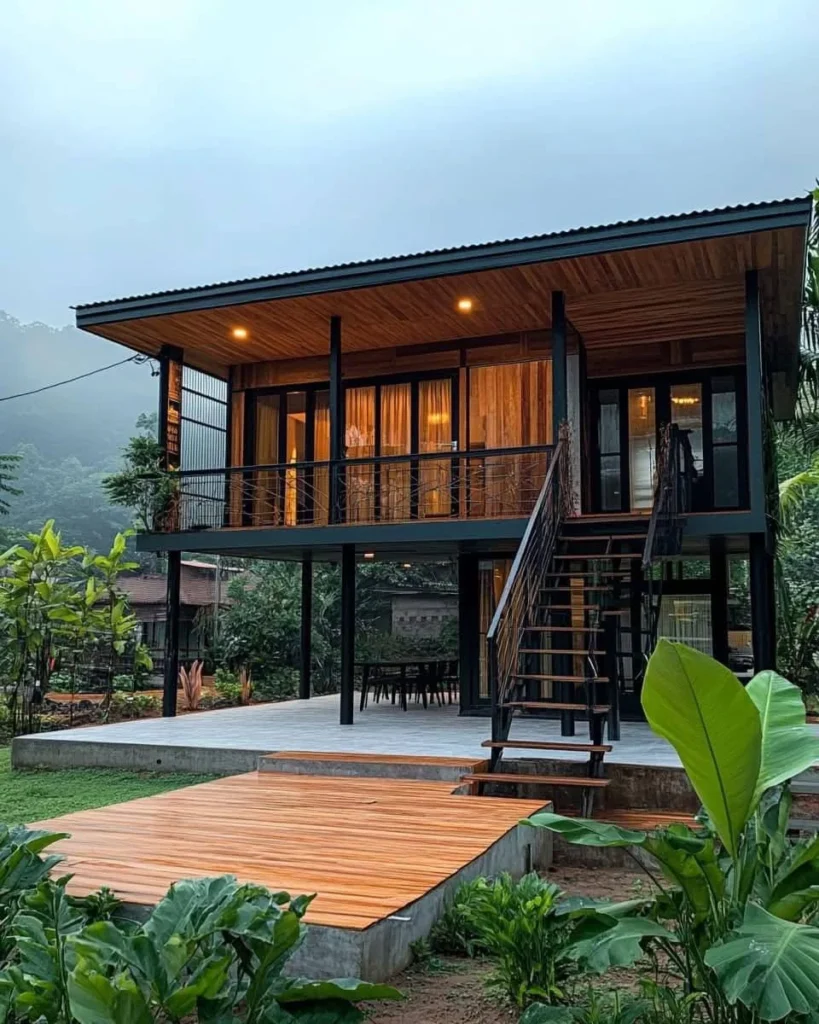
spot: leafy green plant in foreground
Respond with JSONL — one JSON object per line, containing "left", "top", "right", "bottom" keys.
{"left": 526, "top": 640, "right": 819, "bottom": 1023}
{"left": 0, "top": 826, "right": 402, "bottom": 1022}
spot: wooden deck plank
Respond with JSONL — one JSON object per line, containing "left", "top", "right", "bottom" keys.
{"left": 32, "top": 772, "right": 547, "bottom": 931}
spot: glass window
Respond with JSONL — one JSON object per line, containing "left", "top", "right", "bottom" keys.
{"left": 711, "top": 376, "right": 739, "bottom": 508}
{"left": 419, "top": 379, "right": 453, "bottom": 518}
{"left": 671, "top": 383, "right": 703, "bottom": 475}
{"left": 468, "top": 360, "right": 552, "bottom": 450}
{"left": 658, "top": 596, "right": 713, "bottom": 655}
{"left": 628, "top": 388, "right": 656, "bottom": 510}
{"left": 380, "top": 383, "right": 411, "bottom": 521}
{"left": 597, "top": 389, "right": 621, "bottom": 512}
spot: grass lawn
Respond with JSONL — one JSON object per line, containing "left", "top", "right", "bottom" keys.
{"left": 0, "top": 747, "right": 218, "bottom": 824}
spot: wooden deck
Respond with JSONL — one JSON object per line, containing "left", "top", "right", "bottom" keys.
{"left": 33, "top": 772, "right": 547, "bottom": 930}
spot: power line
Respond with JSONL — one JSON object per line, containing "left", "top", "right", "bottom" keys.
{"left": 0, "top": 354, "right": 150, "bottom": 403}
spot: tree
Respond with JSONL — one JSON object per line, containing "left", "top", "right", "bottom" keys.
{"left": 0, "top": 453, "right": 21, "bottom": 516}
{"left": 101, "top": 417, "right": 173, "bottom": 532}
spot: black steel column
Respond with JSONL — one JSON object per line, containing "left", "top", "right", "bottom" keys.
{"left": 340, "top": 544, "right": 356, "bottom": 724}
{"left": 163, "top": 550, "right": 181, "bottom": 718}
{"left": 710, "top": 537, "right": 730, "bottom": 666}
{"left": 329, "top": 315, "right": 343, "bottom": 523}
{"left": 458, "top": 553, "right": 480, "bottom": 712}
{"left": 552, "top": 291, "right": 567, "bottom": 440}
{"left": 744, "top": 271, "right": 766, "bottom": 528}
{"left": 299, "top": 557, "right": 313, "bottom": 700}
{"left": 749, "top": 532, "right": 776, "bottom": 671}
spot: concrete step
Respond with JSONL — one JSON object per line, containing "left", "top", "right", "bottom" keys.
{"left": 258, "top": 751, "right": 488, "bottom": 783}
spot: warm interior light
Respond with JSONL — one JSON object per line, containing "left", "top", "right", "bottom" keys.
{"left": 402, "top": 563, "right": 412, "bottom": 568}
{"left": 363, "top": 552, "right": 375, "bottom": 560}
{"left": 671, "top": 396, "right": 699, "bottom": 406}
{"left": 231, "top": 327, "right": 249, "bottom": 340}
{"left": 456, "top": 297, "right": 473, "bottom": 313}
{"left": 427, "top": 412, "right": 450, "bottom": 425}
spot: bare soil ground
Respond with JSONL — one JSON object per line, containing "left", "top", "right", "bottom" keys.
{"left": 366, "top": 865, "right": 641, "bottom": 1024}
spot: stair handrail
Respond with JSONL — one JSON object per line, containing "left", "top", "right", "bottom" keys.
{"left": 641, "top": 424, "right": 697, "bottom": 659}
{"left": 487, "top": 426, "right": 571, "bottom": 718}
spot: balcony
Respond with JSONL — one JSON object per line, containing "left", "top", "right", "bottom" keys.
{"left": 159, "top": 445, "right": 553, "bottom": 533}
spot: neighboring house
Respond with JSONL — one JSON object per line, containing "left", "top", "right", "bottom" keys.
{"left": 384, "top": 588, "right": 458, "bottom": 639}
{"left": 74, "top": 197, "right": 813, "bottom": 737}
{"left": 119, "top": 559, "right": 236, "bottom": 670}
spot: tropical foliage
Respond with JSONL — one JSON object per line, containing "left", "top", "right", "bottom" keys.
{"left": 525, "top": 639, "right": 819, "bottom": 1022}
{"left": 0, "top": 825, "right": 401, "bottom": 1023}
{"left": 0, "top": 522, "right": 150, "bottom": 736}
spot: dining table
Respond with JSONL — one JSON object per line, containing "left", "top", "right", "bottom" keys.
{"left": 355, "top": 657, "right": 454, "bottom": 712}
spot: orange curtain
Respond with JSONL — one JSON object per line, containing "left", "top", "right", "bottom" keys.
{"left": 313, "top": 391, "right": 330, "bottom": 525}
{"left": 254, "top": 395, "right": 280, "bottom": 525}
{"left": 380, "top": 383, "right": 411, "bottom": 521}
{"left": 419, "top": 379, "right": 452, "bottom": 518}
{"left": 345, "top": 386, "right": 376, "bottom": 523}
{"left": 468, "top": 359, "right": 552, "bottom": 517}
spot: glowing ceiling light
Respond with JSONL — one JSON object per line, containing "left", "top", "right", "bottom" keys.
{"left": 456, "top": 298, "right": 473, "bottom": 313}
{"left": 363, "top": 552, "right": 375, "bottom": 560}
{"left": 231, "top": 327, "right": 249, "bottom": 340}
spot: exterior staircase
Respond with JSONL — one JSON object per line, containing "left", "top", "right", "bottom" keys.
{"left": 463, "top": 518, "right": 647, "bottom": 815}
{"left": 463, "top": 424, "right": 694, "bottom": 817}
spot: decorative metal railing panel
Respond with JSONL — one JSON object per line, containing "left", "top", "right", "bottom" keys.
{"left": 159, "top": 445, "right": 553, "bottom": 532}
{"left": 641, "top": 423, "right": 697, "bottom": 661}
{"left": 485, "top": 428, "right": 571, "bottom": 722}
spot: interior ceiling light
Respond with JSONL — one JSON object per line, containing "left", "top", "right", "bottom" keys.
{"left": 363, "top": 552, "right": 375, "bottom": 560}
{"left": 231, "top": 327, "right": 249, "bottom": 340}
{"left": 671, "top": 396, "right": 699, "bottom": 406}
{"left": 456, "top": 298, "right": 473, "bottom": 313}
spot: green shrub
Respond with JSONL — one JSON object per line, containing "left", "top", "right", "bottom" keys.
{"left": 109, "top": 691, "right": 159, "bottom": 718}
{"left": 47, "top": 672, "right": 73, "bottom": 693}
{"left": 430, "top": 873, "right": 577, "bottom": 1008}
{"left": 213, "top": 667, "right": 242, "bottom": 704}
{"left": 0, "top": 823, "right": 403, "bottom": 1022}
{"left": 112, "top": 673, "right": 134, "bottom": 692}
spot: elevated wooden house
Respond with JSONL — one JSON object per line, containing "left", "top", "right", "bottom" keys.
{"left": 75, "top": 197, "right": 813, "bottom": 799}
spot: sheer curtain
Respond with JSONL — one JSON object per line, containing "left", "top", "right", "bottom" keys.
{"left": 345, "top": 386, "right": 376, "bottom": 522}
{"left": 254, "top": 395, "right": 280, "bottom": 525}
{"left": 467, "top": 359, "right": 552, "bottom": 517}
{"left": 419, "top": 379, "right": 452, "bottom": 518}
{"left": 380, "top": 383, "right": 411, "bottom": 520}
{"left": 313, "top": 392, "right": 330, "bottom": 524}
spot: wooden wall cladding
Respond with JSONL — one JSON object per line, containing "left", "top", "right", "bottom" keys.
{"left": 230, "top": 331, "right": 552, "bottom": 390}
{"left": 586, "top": 334, "right": 745, "bottom": 378}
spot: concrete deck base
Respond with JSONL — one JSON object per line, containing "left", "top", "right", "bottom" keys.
{"left": 259, "top": 750, "right": 488, "bottom": 782}
{"left": 289, "top": 819, "right": 552, "bottom": 980}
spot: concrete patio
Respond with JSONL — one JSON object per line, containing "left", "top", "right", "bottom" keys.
{"left": 12, "top": 693, "right": 688, "bottom": 774}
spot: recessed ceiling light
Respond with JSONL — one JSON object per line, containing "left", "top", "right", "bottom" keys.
{"left": 456, "top": 298, "right": 473, "bottom": 313}
{"left": 402, "top": 563, "right": 412, "bottom": 568}
{"left": 231, "top": 327, "right": 249, "bottom": 340}
{"left": 363, "top": 552, "right": 375, "bottom": 560}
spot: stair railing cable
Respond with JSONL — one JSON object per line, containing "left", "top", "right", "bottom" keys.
{"left": 641, "top": 424, "right": 697, "bottom": 667}
{"left": 487, "top": 425, "right": 572, "bottom": 747}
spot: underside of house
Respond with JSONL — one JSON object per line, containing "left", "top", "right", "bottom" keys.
{"left": 74, "top": 196, "right": 813, "bottom": 807}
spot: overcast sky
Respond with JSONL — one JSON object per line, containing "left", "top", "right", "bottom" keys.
{"left": 1, "top": 0, "right": 818, "bottom": 327}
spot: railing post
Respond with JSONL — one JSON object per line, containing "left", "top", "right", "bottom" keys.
{"left": 329, "top": 315, "right": 343, "bottom": 523}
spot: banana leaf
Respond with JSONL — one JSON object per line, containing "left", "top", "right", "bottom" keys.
{"left": 705, "top": 904, "right": 819, "bottom": 1021}
{"left": 522, "top": 812, "right": 646, "bottom": 847}
{"left": 642, "top": 640, "right": 760, "bottom": 857}
{"left": 746, "top": 670, "right": 819, "bottom": 805}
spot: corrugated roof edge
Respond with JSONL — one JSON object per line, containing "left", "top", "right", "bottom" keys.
{"left": 75, "top": 196, "right": 813, "bottom": 325}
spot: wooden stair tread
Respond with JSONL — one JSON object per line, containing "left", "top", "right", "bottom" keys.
{"left": 482, "top": 740, "right": 612, "bottom": 753}
{"left": 464, "top": 773, "right": 610, "bottom": 788}
{"left": 565, "top": 536, "right": 647, "bottom": 544}
{"left": 511, "top": 673, "right": 610, "bottom": 683}
{"left": 503, "top": 701, "right": 611, "bottom": 714}
{"left": 544, "top": 605, "right": 628, "bottom": 615}
{"left": 524, "top": 625, "right": 600, "bottom": 633}
{"left": 545, "top": 571, "right": 630, "bottom": 578}
{"left": 555, "top": 552, "right": 642, "bottom": 561}
{"left": 542, "top": 585, "right": 611, "bottom": 593}
{"left": 518, "top": 648, "right": 605, "bottom": 655}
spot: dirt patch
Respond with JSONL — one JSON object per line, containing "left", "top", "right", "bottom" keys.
{"left": 367, "top": 867, "right": 642, "bottom": 1024}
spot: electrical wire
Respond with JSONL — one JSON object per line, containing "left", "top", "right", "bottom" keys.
{"left": 0, "top": 354, "right": 151, "bottom": 403}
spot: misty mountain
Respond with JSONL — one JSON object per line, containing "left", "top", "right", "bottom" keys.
{"left": 0, "top": 311, "right": 156, "bottom": 549}
{"left": 0, "top": 311, "right": 155, "bottom": 464}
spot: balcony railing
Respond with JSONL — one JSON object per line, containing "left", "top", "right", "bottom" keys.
{"left": 159, "top": 445, "right": 554, "bottom": 532}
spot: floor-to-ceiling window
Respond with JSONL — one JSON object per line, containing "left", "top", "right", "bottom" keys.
{"left": 590, "top": 370, "right": 747, "bottom": 514}
{"left": 467, "top": 359, "right": 552, "bottom": 517}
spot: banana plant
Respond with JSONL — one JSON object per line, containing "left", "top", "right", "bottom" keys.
{"left": 525, "top": 640, "right": 819, "bottom": 1022}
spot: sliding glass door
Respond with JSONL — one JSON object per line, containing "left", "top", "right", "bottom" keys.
{"left": 590, "top": 370, "right": 747, "bottom": 514}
